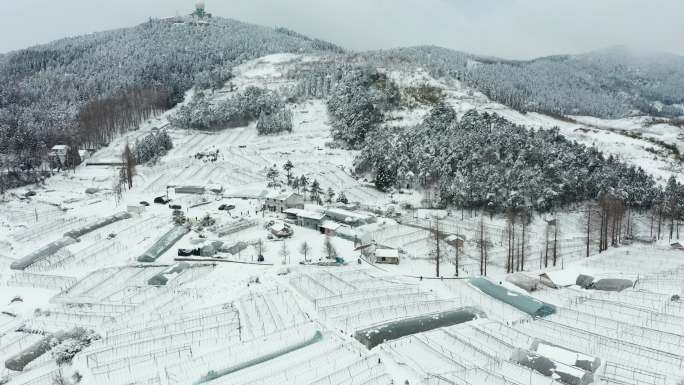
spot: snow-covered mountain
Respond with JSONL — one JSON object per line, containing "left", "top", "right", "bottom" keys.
{"left": 366, "top": 45, "right": 684, "bottom": 118}
{"left": 2, "top": 18, "right": 684, "bottom": 385}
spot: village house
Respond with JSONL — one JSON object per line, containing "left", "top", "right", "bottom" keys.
{"left": 265, "top": 192, "right": 304, "bottom": 213}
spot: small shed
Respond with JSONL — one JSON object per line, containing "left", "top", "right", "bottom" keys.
{"left": 445, "top": 234, "right": 465, "bottom": 249}
{"left": 375, "top": 248, "right": 399, "bottom": 265}
{"left": 319, "top": 220, "right": 342, "bottom": 236}
{"left": 48, "top": 145, "right": 70, "bottom": 164}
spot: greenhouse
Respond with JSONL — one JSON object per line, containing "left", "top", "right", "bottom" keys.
{"left": 468, "top": 277, "right": 556, "bottom": 317}
{"left": 10, "top": 236, "right": 77, "bottom": 270}
{"left": 354, "top": 307, "right": 484, "bottom": 349}
{"left": 63, "top": 211, "right": 132, "bottom": 239}
{"left": 137, "top": 225, "right": 190, "bottom": 263}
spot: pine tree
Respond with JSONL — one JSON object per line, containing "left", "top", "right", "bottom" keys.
{"left": 299, "top": 241, "right": 311, "bottom": 262}
{"left": 266, "top": 165, "right": 279, "bottom": 188}
{"left": 310, "top": 179, "right": 323, "bottom": 202}
{"left": 283, "top": 160, "right": 294, "bottom": 185}
{"left": 299, "top": 175, "right": 309, "bottom": 199}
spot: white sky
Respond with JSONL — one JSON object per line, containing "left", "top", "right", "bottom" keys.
{"left": 1, "top": 0, "right": 683, "bottom": 59}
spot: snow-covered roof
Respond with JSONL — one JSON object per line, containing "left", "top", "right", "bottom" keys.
{"left": 325, "top": 207, "right": 373, "bottom": 222}
{"left": 375, "top": 248, "right": 399, "bottom": 258}
{"left": 300, "top": 211, "right": 325, "bottom": 220}
{"left": 266, "top": 191, "right": 302, "bottom": 201}
{"left": 542, "top": 270, "right": 580, "bottom": 287}
{"left": 320, "top": 220, "right": 342, "bottom": 231}
{"left": 287, "top": 209, "right": 325, "bottom": 220}
{"left": 270, "top": 222, "right": 287, "bottom": 232}
{"left": 335, "top": 226, "right": 359, "bottom": 238}
{"left": 51, "top": 145, "right": 69, "bottom": 150}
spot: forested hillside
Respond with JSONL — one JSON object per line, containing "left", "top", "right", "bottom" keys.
{"left": 367, "top": 46, "right": 684, "bottom": 119}
{"left": 356, "top": 103, "right": 667, "bottom": 213}
{"left": 0, "top": 17, "right": 342, "bottom": 172}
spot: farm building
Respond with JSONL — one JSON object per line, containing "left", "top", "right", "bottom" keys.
{"left": 374, "top": 248, "right": 399, "bottom": 264}
{"left": 284, "top": 208, "right": 326, "bottom": 230}
{"left": 324, "top": 207, "right": 375, "bottom": 227}
{"left": 265, "top": 192, "right": 304, "bottom": 213}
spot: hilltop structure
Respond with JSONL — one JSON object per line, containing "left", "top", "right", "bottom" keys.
{"left": 193, "top": 0, "right": 212, "bottom": 19}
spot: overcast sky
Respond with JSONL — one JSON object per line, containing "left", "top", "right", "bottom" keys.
{"left": 2, "top": 0, "right": 683, "bottom": 59}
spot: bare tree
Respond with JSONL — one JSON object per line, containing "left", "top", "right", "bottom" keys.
{"left": 122, "top": 142, "right": 136, "bottom": 189}
{"left": 519, "top": 209, "right": 528, "bottom": 271}
{"left": 112, "top": 169, "right": 123, "bottom": 205}
{"left": 544, "top": 219, "right": 558, "bottom": 267}
{"left": 432, "top": 217, "right": 441, "bottom": 277}
{"left": 477, "top": 216, "right": 489, "bottom": 276}
{"left": 505, "top": 208, "right": 516, "bottom": 273}
{"left": 450, "top": 234, "right": 462, "bottom": 277}
{"left": 585, "top": 205, "right": 593, "bottom": 257}
{"left": 552, "top": 220, "right": 559, "bottom": 267}
{"left": 253, "top": 239, "right": 267, "bottom": 261}
{"left": 299, "top": 241, "right": 311, "bottom": 262}
{"left": 279, "top": 241, "right": 290, "bottom": 264}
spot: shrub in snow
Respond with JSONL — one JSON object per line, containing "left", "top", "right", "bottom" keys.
{"left": 133, "top": 131, "right": 173, "bottom": 165}
{"left": 257, "top": 108, "right": 293, "bottom": 135}
{"left": 51, "top": 328, "right": 101, "bottom": 365}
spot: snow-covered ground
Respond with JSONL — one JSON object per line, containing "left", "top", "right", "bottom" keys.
{"left": 1, "top": 53, "right": 683, "bottom": 385}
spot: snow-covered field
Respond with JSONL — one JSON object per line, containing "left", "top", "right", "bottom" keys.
{"left": 1, "top": 54, "right": 683, "bottom": 385}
